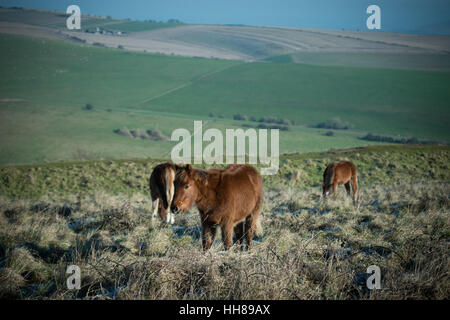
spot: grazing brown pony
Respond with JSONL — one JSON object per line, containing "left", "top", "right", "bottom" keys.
{"left": 149, "top": 162, "right": 176, "bottom": 224}
{"left": 322, "top": 161, "right": 358, "bottom": 203}
{"left": 171, "top": 164, "right": 263, "bottom": 251}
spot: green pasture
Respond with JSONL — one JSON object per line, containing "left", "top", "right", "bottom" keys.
{"left": 0, "top": 33, "right": 449, "bottom": 165}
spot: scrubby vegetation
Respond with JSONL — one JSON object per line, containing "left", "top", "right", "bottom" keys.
{"left": 0, "top": 146, "right": 448, "bottom": 299}
{"left": 232, "top": 113, "right": 293, "bottom": 128}
{"left": 233, "top": 114, "right": 248, "bottom": 121}
{"left": 83, "top": 103, "right": 94, "bottom": 111}
{"left": 257, "top": 116, "right": 291, "bottom": 126}
{"left": 361, "top": 133, "right": 447, "bottom": 146}
{"left": 243, "top": 123, "right": 290, "bottom": 131}
{"left": 315, "top": 117, "right": 352, "bottom": 130}
{"left": 114, "top": 127, "right": 169, "bottom": 141}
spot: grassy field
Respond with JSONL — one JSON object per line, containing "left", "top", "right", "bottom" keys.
{"left": 148, "top": 61, "right": 450, "bottom": 140}
{"left": 0, "top": 33, "right": 449, "bottom": 165}
{"left": 0, "top": 99, "right": 388, "bottom": 166}
{"left": 266, "top": 52, "right": 450, "bottom": 71}
{"left": 0, "top": 145, "right": 448, "bottom": 299}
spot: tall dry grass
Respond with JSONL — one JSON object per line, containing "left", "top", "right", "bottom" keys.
{"left": 0, "top": 181, "right": 448, "bottom": 299}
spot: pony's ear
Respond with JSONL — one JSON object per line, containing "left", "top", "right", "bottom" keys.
{"left": 174, "top": 164, "right": 184, "bottom": 171}
{"left": 185, "top": 164, "right": 194, "bottom": 177}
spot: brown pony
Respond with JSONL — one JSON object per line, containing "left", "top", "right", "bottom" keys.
{"left": 171, "top": 164, "right": 263, "bottom": 251}
{"left": 322, "top": 161, "right": 358, "bottom": 203}
{"left": 149, "top": 162, "right": 176, "bottom": 224}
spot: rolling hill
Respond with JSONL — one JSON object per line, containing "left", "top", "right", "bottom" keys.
{"left": 0, "top": 7, "right": 449, "bottom": 166}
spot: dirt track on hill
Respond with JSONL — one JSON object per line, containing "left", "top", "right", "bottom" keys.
{"left": 1, "top": 21, "right": 450, "bottom": 61}
{"left": 131, "top": 24, "right": 450, "bottom": 57}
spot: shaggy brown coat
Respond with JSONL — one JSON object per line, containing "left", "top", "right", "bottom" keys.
{"left": 171, "top": 164, "right": 263, "bottom": 251}
{"left": 322, "top": 160, "right": 358, "bottom": 203}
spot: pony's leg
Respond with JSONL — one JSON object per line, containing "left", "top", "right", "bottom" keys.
{"left": 344, "top": 182, "right": 351, "bottom": 197}
{"left": 163, "top": 202, "right": 174, "bottom": 224}
{"left": 202, "top": 222, "right": 217, "bottom": 251}
{"left": 166, "top": 174, "right": 175, "bottom": 225}
{"left": 151, "top": 198, "right": 159, "bottom": 221}
{"left": 210, "top": 224, "right": 217, "bottom": 245}
{"left": 165, "top": 209, "right": 171, "bottom": 224}
{"left": 244, "top": 216, "right": 256, "bottom": 251}
{"left": 332, "top": 183, "right": 338, "bottom": 199}
{"left": 245, "top": 199, "right": 262, "bottom": 250}
{"left": 351, "top": 175, "right": 358, "bottom": 205}
{"left": 234, "top": 221, "right": 245, "bottom": 250}
{"left": 159, "top": 201, "right": 167, "bottom": 222}
{"left": 221, "top": 223, "right": 234, "bottom": 251}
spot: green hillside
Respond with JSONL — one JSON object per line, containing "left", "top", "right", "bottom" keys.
{"left": 1, "top": 145, "right": 448, "bottom": 200}
{"left": 147, "top": 61, "right": 450, "bottom": 141}
{"left": 0, "top": 33, "right": 449, "bottom": 165}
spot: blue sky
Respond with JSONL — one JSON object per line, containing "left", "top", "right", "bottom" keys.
{"left": 1, "top": 0, "right": 449, "bottom": 34}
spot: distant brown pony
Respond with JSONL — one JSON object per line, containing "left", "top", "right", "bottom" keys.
{"left": 171, "top": 164, "right": 263, "bottom": 251}
{"left": 149, "top": 162, "right": 176, "bottom": 224}
{"left": 322, "top": 161, "right": 358, "bottom": 203}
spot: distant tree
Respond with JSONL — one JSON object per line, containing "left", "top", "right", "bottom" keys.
{"left": 361, "top": 133, "right": 427, "bottom": 145}
{"left": 233, "top": 114, "right": 248, "bottom": 121}
{"left": 315, "top": 117, "right": 351, "bottom": 130}
{"left": 278, "top": 118, "right": 290, "bottom": 126}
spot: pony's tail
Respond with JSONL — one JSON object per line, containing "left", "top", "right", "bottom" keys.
{"left": 254, "top": 216, "right": 264, "bottom": 238}
{"left": 253, "top": 192, "right": 264, "bottom": 238}
{"left": 165, "top": 168, "right": 175, "bottom": 210}
{"left": 156, "top": 167, "right": 174, "bottom": 210}
{"left": 160, "top": 167, "right": 175, "bottom": 210}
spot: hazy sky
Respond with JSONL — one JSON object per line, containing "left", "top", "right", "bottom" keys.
{"left": 1, "top": 0, "right": 449, "bottom": 34}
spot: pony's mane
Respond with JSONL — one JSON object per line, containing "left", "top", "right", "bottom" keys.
{"left": 324, "top": 163, "right": 335, "bottom": 187}
{"left": 193, "top": 168, "right": 208, "bottom": 183}
{"left": 176, "top": 166, "right": 209, "bottom": 184}
{"left": 175, "top": 167, "right": 189, "bottom": 181}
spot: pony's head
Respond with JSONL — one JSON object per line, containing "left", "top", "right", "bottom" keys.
{"left": 171, "top": 164, "right": 200, "bottom": 214}
{"left": 322, "top": 183, "right": 332, "bottom": 196}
